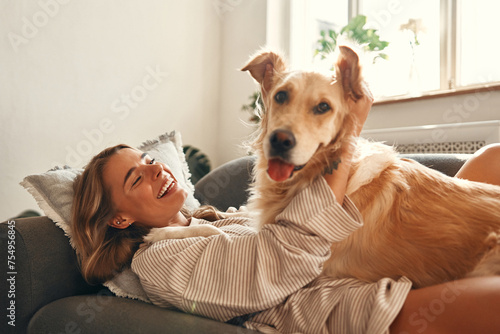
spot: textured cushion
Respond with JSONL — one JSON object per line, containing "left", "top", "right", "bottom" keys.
{"left": 20, "top": 131, "right": 199, "bottom": 302}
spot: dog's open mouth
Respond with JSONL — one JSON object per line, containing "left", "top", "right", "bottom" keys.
{"left": 268, "top": 158, "right": 305, "bottom": 182}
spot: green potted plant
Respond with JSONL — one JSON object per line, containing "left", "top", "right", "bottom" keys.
{"left": 315, "top": 14, "right": 389, "bottom": 63}
{"left": 241, "top": 91, "right": 264, "bottom": 124}
{"left": 183, "top": 145, "right": 211, "bottom": 184}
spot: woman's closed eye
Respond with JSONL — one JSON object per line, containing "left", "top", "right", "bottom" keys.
{"left": 131, "top": 158, "right": 156, "bottom": 187}
{"left": 132, "top": 175, "right": 141, "bottom": 187}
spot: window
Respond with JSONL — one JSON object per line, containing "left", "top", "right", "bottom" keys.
{"left": 288, "top": 0, "right": 500, "bottom": 99}
{"left": 459, "top": 0, "right": 500, "bottom": 86}
{"left": 363, "top": 0, "right": 440, "bottom": 97}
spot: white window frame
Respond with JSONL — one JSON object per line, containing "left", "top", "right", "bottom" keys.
{"left": 441, "top": 0, "right": 457, "bottom": 90}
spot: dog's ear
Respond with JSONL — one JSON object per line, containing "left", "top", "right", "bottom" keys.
{"left": 241, "top": 51, "right": 287, "bottom": 99}
{"left": 336, "top": 46, "right": 365, "bottom": 101}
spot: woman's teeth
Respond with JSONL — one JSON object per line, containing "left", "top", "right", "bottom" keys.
{"left": 157, "top": 174, "right": 175, "bottom": 199}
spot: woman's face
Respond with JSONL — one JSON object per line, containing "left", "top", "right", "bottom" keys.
{"left": 103, "top": 148, "right": 189, "bottom": 228}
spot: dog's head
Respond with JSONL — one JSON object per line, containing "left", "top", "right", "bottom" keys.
{"left": 242, "top": 46, "right": 367, "bottom": 182}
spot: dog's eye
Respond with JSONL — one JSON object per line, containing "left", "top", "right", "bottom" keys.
{"left": 314, "top": 102, "right": 331, "bottom": 114}
{"left": 274, "top": 91, "right": 288, "bottom": 104}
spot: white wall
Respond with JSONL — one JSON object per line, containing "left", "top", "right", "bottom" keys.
{"left": 0, "top": 0, "right": 225, "bottom": 220}
{"left": 0, "top": 0, "right": 269, "bottom": 221}
{"left": 216, "top": 0, "right": 267, "bottom": 163}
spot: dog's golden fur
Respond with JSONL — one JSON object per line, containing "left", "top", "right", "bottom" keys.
{"left": 242, "top": 46, "right": 500, "bottom": 288}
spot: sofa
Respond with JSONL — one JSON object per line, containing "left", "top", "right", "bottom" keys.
{"left": 0, "top": 153, "right": 470, "bottom": 334}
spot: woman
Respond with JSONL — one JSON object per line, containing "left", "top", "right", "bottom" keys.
{"left": 72, "top": 93, "right": 500, "bottom": 333}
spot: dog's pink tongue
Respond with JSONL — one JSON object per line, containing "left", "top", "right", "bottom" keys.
{"left": 268, "top": 158, "right": 295, "bottom": 182}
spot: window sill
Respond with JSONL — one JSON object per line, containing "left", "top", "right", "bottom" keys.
{"left": 373, "top": 82, "right": 500, "bottom": 106}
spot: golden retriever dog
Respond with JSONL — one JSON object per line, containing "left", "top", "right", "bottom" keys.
{"left": 241, "top": 46, "right": 500, "bottom": 288}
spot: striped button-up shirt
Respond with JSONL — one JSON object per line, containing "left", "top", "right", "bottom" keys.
{"left": 131, "top": 177, "right": 412, "bottom": 333}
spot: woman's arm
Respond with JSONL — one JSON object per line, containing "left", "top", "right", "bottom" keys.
{"left": 323, "top": 91, "right": 373, "bottom": 204}
{"left": 131, "top": 177, "right": 362, "bottom": 322}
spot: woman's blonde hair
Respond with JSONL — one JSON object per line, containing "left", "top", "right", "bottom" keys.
{"left": 72, "top": 144, "right": 223, "bottom": 285}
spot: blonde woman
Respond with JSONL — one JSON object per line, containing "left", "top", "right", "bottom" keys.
{"left": 72, "top": 95, "right": 500, "bottom": 333}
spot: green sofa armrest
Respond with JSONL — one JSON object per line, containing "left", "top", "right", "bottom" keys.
{"left": 0, "top": 217, "right": 102, "bottom": 334}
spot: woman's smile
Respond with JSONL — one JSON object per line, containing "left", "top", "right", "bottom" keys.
{"left": 157, "top": 171, "right": 175, "bottom": 199}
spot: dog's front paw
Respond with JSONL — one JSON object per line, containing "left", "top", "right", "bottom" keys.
{"left": 143, "top": 228, "right": 166, "bottom": 245}
{"left": 142, "top": 225, "right": 225, "bottom": 245}
{"left": 195, "top": 224, "right": 225, "bottom": 237}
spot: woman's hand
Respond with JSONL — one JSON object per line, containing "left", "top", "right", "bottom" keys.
{"left": 323, "top": 84, "right": 374, "bottom": 204}
{"left": 348, "top": 82, "right": 374, "bottom": 137}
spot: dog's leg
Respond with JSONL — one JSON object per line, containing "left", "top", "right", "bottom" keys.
{"left": 467, "top": 232, "right": 500, "bottom": 278}
{"left": 217, "top": 205, "right": 250, "bottom": 219}
{"left": 143, "top": 225, "right": 225, "bottom": 244}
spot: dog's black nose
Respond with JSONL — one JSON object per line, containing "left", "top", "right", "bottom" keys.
{"left": 270, "top": 130, "right": 296, "bottom": 153}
